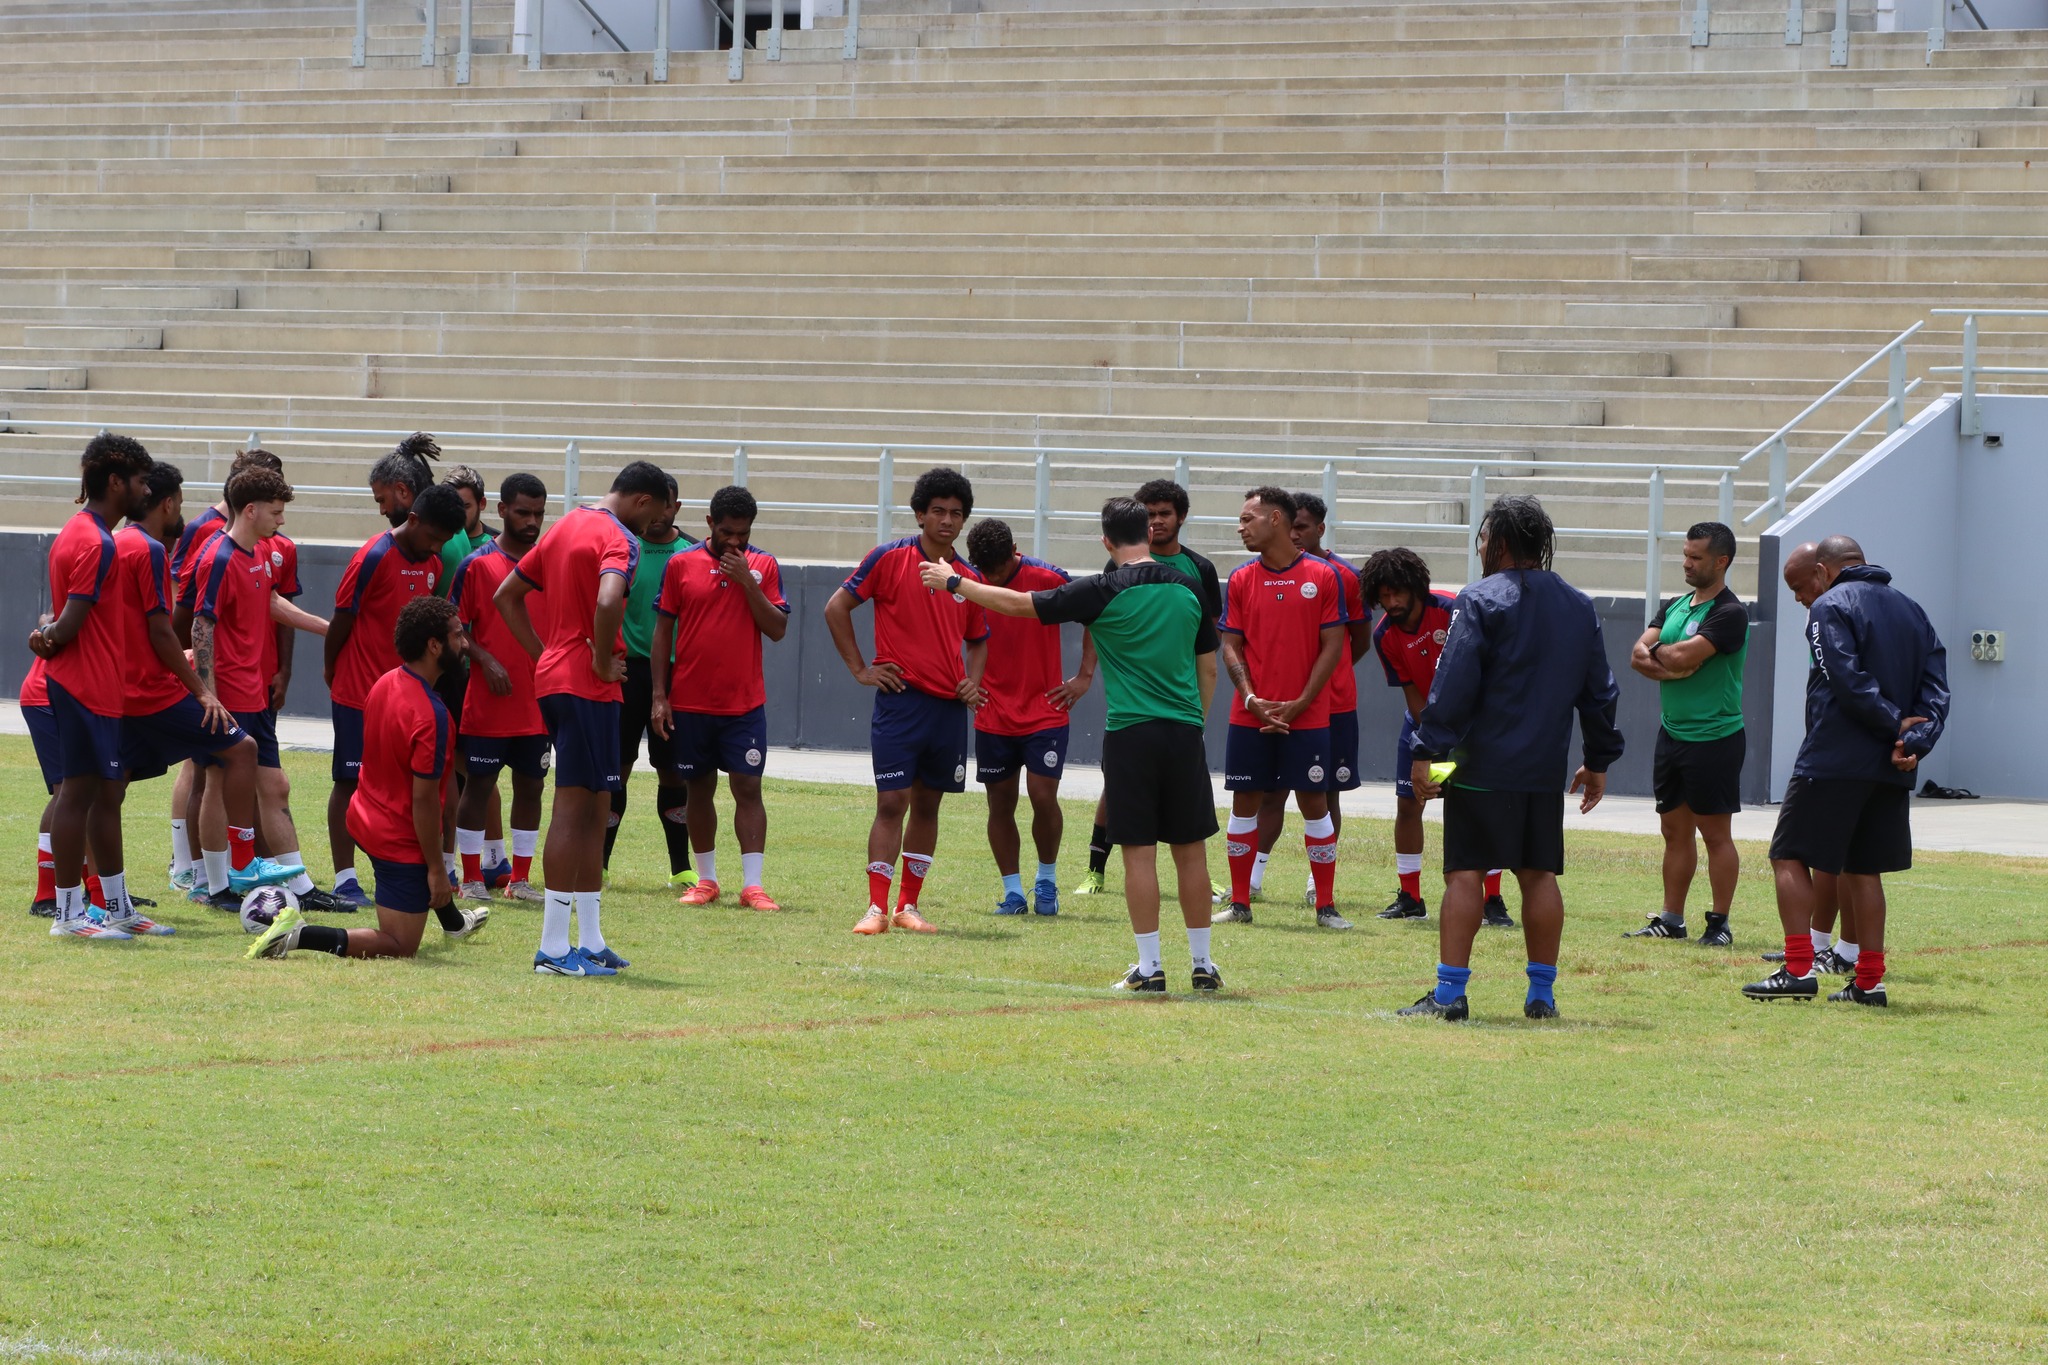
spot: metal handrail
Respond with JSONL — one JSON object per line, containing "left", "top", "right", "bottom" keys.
{"left": 1928, "top": 307, "right": 2048, "bottom": 436}
{"left": 1736, "top": 321, "right": 1922, "bottom": 526}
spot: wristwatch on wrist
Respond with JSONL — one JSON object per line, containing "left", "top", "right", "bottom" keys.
{"left": 945, "top": 574, "right": 962, "bottom": 594}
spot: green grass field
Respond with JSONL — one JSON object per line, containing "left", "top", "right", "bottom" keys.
{"left": 2, "top": 735, "right": 2045, "bottom": 1364}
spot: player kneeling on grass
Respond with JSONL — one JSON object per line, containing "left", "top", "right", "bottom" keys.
{"left": 248, "top": 597, "right": 486, "bottom": 961}
{"left": 1398, "top": 495, "right": 1624, "bottom": 1022}
{"left": 923, "top": 498, "right": 1223, "bottom": 991}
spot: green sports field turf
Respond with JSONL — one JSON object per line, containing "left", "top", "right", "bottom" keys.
{"left": 2, "top": 735, "right": 2044, "bottom": 1364}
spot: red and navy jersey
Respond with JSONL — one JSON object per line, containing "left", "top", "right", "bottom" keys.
{"left": 169, "top": 505, "right": 226, "bottom": 584}
{"left": 44, "top": 508, "right": 123, "bottom": 717}
{"left": 192, "top": 531, "right": 280, "bottom": 713}
{"left": 842, "top": 536, "right": 990, "bottom": 701}
{"left": 345, "top": 664, "right": 454, "bottom": 863}
{"left": 332, "top": 530, "right": 443, "bottom": 709}
{"left": 449, "top": 541, "right": 543, "bottom": 738}
{"left": 1311, "top": 549, "right": 1366, "bottom": 715}
{"left": 515, "top": 506, "right": 639, "bottom": 704}
{"left": 112, "top": 525, "right": 188, "bottom": 716}
{"left": 257, "top": 533, "right": 300, "bottom": 685}
{"left": 21, "top": 656, "right": 48, "bottom": 708}
{"left": 1218, "top": 552, "right": 1345, "bottom": 729}
{"left": 654, "top": 541, "right": 788, "bottom": 717}
{"left": 1373, "top": 590, "right": 1457, "bottom": 706}
{"left": 975, "top": 556, "right": 1071, "bottom": 737}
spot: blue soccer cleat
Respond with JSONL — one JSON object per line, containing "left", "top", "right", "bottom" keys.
{"left": 329, "top": 880, "right": 374, "bottom": 909}
{"left": 534, "top": 949, "right": 595, "bottom": 976}
{"left": 1032, "top": 879, "right": 1060, "bottom": 917}
{"left": 50, "top": 908, "right": 134, "bottom": 941}
{"left": 168, "top": 865, "right": 198, "bottom": 895}
{"left": 580, "top": 946, "right": 629, "bottom": 972}
{"left": 227, "top": 855, "right": 306, "bottom": 896}
{"left": 482, "top": 858, "right": 513, "bottom": 891}
{"left": 994, "top": 892, "right": 1028, "bottom": 916}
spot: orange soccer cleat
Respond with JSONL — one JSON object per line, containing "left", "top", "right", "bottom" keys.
{"left": 677, "top": 880, "right": 721, "bottom": 907}
{"left": 852, "top": 905, "right": 890, "bottom": 934}
{"left": 738, "top": 886, "right": 781, "bottom": 912}
{"left": 892, "top": 906, "right": 938, "bottom": 934}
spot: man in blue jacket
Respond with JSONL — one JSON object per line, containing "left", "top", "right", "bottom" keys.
{"left": 1399, "top": 496, "right": 1625, "bottom": 1021}
{"left": 1745, "top": 535, "right": 1948, "bottom": 1008}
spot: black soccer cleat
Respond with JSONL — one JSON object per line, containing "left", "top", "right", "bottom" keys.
{"left": 1741, "top": 968, "right": 1819, "bottom": 1002}
{"left": 193, "top": 888, "right": 243, "bottom": 914}
{"left": 29, "top": 897, "right": 58, "bottom": 919}
{"left": 128, "top": 893, "right": 157, "bottom": 909}
{"left": 1524, "top": 998, "right": 1559, "bottom": 1020}
{"left": 1812, "top": 947, "right": 1850, "bottom": 976}
{"left": 1398, "top": 992, "right": 1468, "bottom": 1021}
{"left": 1828, "top": 981, "right": 1887, "bottom": 1007}
{"left": 1114, "top": 965, "right": 1166, "bottom": 993}
{"left": 1314, "top": 907, "right": 1354, "bottom": 930}
{"left": 1761, "top": 949, "right": 1786, "bottom": 962}
{"left": 1213, "top": 902, "right": 1253, "bottom": 925}
{"left": 1191, "top": 963, "right": 1223, "bottom": 992}
{"left": 1698, "top": 915, "right": 1733, "bottom": 948}
{"left": 297, "top": 886, "right": 360, "bottom": 915}
{"left": 1481, "top": 895, "right": 1516, "bottom": 928}
{"left": 1625, "top": 914, "right": 1688, "bottom": 940}
{"left": 1378, "top": 891, "right": 1427, "bottom": 920}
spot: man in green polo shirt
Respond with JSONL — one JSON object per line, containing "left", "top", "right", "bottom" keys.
{"left": 608, "top": 472, "right": 698, "bottom": 884}
{"left": 924, "top": 497, "right": 1223, "bottom": 993}
{"left": 1628, "top": 520, "right": 1749, "bottom": 947}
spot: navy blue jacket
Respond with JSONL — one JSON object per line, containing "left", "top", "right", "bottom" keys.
{"left": 1794, "top": 564, "right": 1949, "bottom": 786}
{"left": 1411, "top": 568, "right": 1624, "bottom": 792}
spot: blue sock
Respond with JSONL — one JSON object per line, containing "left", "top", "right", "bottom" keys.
{"left": 1434, "top": 963, "right": 1472, "bottom": 1006}
{"left": 1002, "top": 872, "right": 1024, "bottom": 899}
{"left": 1525, "top": 961, "right": 1557, "bottom": 1007}
{"left": 1035, "top": 862, "right": 1058, "bottom": 887}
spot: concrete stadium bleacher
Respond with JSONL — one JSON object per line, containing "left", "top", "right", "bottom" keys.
{"left": 2, "top": 0, "right": 2046, "bottom": 591}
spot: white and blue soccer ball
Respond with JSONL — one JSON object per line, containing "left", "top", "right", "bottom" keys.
{"left": 240, "top": 885, "right": 298, "bottom": 935}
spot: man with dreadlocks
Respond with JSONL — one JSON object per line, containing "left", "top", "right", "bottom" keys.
{"left": 1398, "top": 495, "right": 1623, "bottom": 1022}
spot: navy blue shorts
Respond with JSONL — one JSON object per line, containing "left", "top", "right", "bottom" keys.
{"left": 332, "top": 701, "right": 365, "bottom": 783}
{"left": 1223, "top": 723, "right": 1334, "bottom": 793}
{"left": 975, "top": 725, "right": 1069, "bottom": 785}
{"left": 369, "top": 856, "right": 432, "bottom": 914}
{"left": 126, "top": 696, "right": 248, "bottom": 782}
{"left": 872, "top": 688, "right": 969, "bottom": 793}
{"left": 465, "top": 732, "right": 552, "bottom": 782}
{"left": 1394, "top": 714, "right": 1419, "bottom": 800}
{"left": 236, "top": 709, "right": 281, "bottom": 769}
{"left": 1326, "top": 710, "right": 1361, "bottom": 792}
{"left": 542, "top": 693, "right": 623, "bottom": 793}
{"left": 23, "top": 703, "right": 61, "bottom": 792}
{"left": 671, "top": 706, "right": 767, "bottom": 780}
{"left": 47, "top": 679, "right": 124, "bottom": 783}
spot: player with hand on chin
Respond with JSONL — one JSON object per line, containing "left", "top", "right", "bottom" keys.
{"left": 824, "top": 467, "right": 990, "bottom": 935}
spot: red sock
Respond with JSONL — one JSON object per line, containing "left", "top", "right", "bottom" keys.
{"left": 1484, "top": 869, "right": 1503, "bottom": 899}
{"left": 1226, "top": 820, "right": 1257, "bottom": 903}
{"left": 1398, "top": 869, "right": 1421, "bottom": 899}
{"left": 896, "top": 854, "right": 931, "bottom": 913}
{"left": 512, "top": 853, "right": 532, "bottom": 883}
{"left": 35, "top": 848, "right": 55, "bottom": 902}
{"left": 85, "top": 873, "right": 105, "bottom": 910}
{"left": 1855, "top": 949, "right": 1886, "bottom": 992}
{"left": 1784, "top": 933, "right": 1815, "bottom": 978}
{"left": 461, "top": 852, "right": 482, "bottom": 882}
{"left": 1306, "top": 830, "right": 1338, "bottom": 909}
{"left": 867, "top": 860, "right": 893, "bottom": 911}
{"left": 229, "top": 825, "right": 256, "bottom": 871}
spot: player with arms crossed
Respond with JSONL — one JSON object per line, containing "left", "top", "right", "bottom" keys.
{"left": 928, "top": 498, "right": 1222, "bottom": 989}
{"left": 650, "top": 484, "right": 790, "bottom": 910}
{"left": 962, "top": 518, "right": 1081, "bottom": 917}
{"left": 1215, "top": 487, "right": 1349, "bottom": 930}
{"left": 450, "top": 473, "right": 551, "bottom": 903}
{"left": 824, "top": 467, "right": 989, "bottom": 934}
{"left": 496, "top": 461, "right": 669, "bottom": 976}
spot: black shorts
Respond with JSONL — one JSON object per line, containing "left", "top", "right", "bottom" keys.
{"left": 1653, "top": 727, "right": 1745, "bottom": 817}
{"left": 1102, "top": 720, "right": 1219, "bottom": 848}
{"left": 1768, "top": 776, "right": 1912, "bottom": 876}
{"left": 434, "top": 660, "right": 468, "bottom": 741}
{"left": 619, "top": 654, "right": 679, "bottom": 775}
{"left": 1443, "top": 786, "right": 1565, "bottom": 875}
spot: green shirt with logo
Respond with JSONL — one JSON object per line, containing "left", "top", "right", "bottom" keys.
{"left": 624, "top": 530, "right": 695, "bottom": 659}
{"left": 436, "top": 525, "right": 495, "bottom": 597}
{"left": 1037, "top": 561, "right": 1218, "bottom": 730}
{"left": 1653, "top": 586, "right": 1749, "bottom": 741}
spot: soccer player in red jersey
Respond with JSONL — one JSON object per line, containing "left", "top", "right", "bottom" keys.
{"left": 249, "top": 596, "right": 486, "bottom": 961}
{"left": 650, "top": 484, "right": 790, "bottom": 910}
{"left": 1215, "top": 487, "right": 1348, "bottom": 930}
{"left": 31, "top": 433, "right": 156, "bottom": 939}
{"left": 962, "top": 518, "right": 1080, "bottom": 918}
{"left": 324, "top": 479, "right": 466, "bottom": 905}
{"left": 496, "top": 462, "right": 670, "bottom": 977}
{"left": 451, "top": 473, "right": 550, "bottom": 904}
{"left": 824, "top": 467, "right": 989, "bottom": 935}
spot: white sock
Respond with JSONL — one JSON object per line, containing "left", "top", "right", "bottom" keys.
{"left": 56, "top": 883, "right": 86, "bottom": 921}
{"left": 169, "top": 820, "right": 193, "bottom": 872}
{"left": 38, "top": 832, "right": 52, "bottom": 856}
{"left": 1187, "top": 925, "right": 1212, "bottom": 969}
{"left": 741, "top": 851, "right": 764, "bottom": 889}
{"left": 575, "top": 890, "right": 604, "bottom": 952}
{"left": 511, "top": 828, "right": 538, "bottom": 859}
{"left": 1834, "top": 940, "right": 1860, "bottom": 964}
{"left": 697, "top": 848, "right": 717, "bottom": 885}
{"left": 1249, "top": 850, "right": 1270, "bottom": 892}
{"left": 1810, "top": 928, "right": 1833, "bottom": 952}
{"left": 541, "top": 889, "right": 573, "bottom": 958}
{"left": 202, "top": 849, "right": 231, "bottom": 895}
{"left": 271, "top": 850, "right": 315, "bottom": 897}
{"left": 1396, "top": 851, "right": 1422, "bottom": 876}
{"left": 444, "top": 852, "right": 461, "bottom": 881}
{"left": 456, "top": 827, "right": 485, "bottom": 857}
{"left": 484, "top": 838, "right": 506, "bottom": 866}
{"left": 100, "top": 871, "right": 129, "bottom": 917}
{"left": 1134, "top": 930, "right": 1161, "bottom": 975}
{"left": 334, "top": 866, "right": 359, "bottom": 890}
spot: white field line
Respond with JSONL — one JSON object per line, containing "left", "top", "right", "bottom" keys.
{"left": 0, "top": 1339, "right": 223, "bottom": 1365}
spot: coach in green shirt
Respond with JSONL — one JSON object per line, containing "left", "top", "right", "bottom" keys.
{"left": 923, "top": 497, "right": 1223, "bottom": 994}
{"left": 1628, "top": 521, "right": 1750, "bottom": 946}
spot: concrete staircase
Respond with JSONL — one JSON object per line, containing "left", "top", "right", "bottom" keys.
{"left": 3, "top": 0, "right": 2047, "bottom": 593}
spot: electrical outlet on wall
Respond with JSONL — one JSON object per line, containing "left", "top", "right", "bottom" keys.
{"left": 1970, "top": 630, "right": 2006, "bottom": 663}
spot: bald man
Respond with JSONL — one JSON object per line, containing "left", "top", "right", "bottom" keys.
{"left": 1745, "top": 536, "right": 1948, "bottom": 1007}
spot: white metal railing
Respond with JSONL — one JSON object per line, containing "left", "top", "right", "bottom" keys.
{"left": 1927, "top": 308, "right": 2048, "bottom": 436}
{"left": 374, "top": 0, "right": 821, "bottom": 81}
{"left": 1738, "top": 321, "right": 1923, "bottom": 528}
{"left": 1928, "top": 0, "right": 1990, "bottom": 62}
